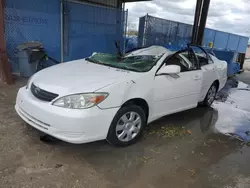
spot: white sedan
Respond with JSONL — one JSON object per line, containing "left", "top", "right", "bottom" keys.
{"left": 15, "top": 45, "right": 227, "bottom": 146}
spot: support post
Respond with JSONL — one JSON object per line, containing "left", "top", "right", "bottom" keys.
{"left": 0, "top": 0, "right": 13, "bottom": 84}
{"left": 191, "top": 0, "right": 203, "bottom": 44}
{"left": 196, "top": 0, "right": 210, "bottom": 45}
{"left": 60, "top": 0, "right": 64, "bottom": 63}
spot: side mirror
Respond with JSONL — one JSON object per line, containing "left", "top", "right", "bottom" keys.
{"left": 157, "top": 65, "right": 181, "bottom": 75}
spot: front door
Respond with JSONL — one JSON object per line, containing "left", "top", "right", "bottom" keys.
{"left": 152, "top": 49, "right": 203, "bottom": 119}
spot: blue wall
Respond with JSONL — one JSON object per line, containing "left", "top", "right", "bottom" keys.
{"left": 64, "top": 2, "right": 124, "bottom": 61}
{"left": 203, "top": 28, "right": 216, "bottom": 47}
{"left": 227, "top": 34, "right": 240, "bottom": 51}
{"left": 238, "top": 36, "right": 249, "bottom": 53}
{"left": 213, "top": 31, "right": 229, "bottom": 50}
{"left": 138, "top": 15, "right": 249, "bottom": 54}
{"left": 4, "top": 0, "right": 61, "bottom": 72}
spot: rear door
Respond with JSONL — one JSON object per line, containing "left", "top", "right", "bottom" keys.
{"left": 189, "top": 45, "right": 217, "bottom": 101}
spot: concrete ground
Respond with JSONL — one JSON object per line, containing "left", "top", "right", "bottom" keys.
{"left": 243, "top": 59, "right": 250, "bottom": 71}
{"left": 1, "top": 74, "right": 250, "bottom": 188}
{"left": 236, "top": 70, "right": 250, "bottom": 83}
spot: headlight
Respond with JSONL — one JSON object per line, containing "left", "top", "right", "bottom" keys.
{"left": 53, "top": 93, "right": 108, "bottom": 109}
{"left": 26, "top": 76, "right": 33, "bottom": 89}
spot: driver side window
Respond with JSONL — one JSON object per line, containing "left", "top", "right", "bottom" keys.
{"left": 197, "top": 55, "right": 209, "bottom": 66}
{"left": 164, "top": 50, "right": 198, "bottom": 72}
{"left": 166, "top": 54, "right": 190, "bottom": 72}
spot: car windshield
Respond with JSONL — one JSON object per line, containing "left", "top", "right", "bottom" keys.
{"left": 86, "top": 53, "right": 162, "bottom": 72}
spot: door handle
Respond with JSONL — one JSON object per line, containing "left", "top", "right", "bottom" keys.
{"left": 193, "top": 75, "right": 201, "bottom": 80}
{"left": 203, "top": 67, "right": 215, "bottom": 71}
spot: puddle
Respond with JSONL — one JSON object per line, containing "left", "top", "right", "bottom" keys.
{"left": 213, "top": 79, "right": 250, "bottom": 143}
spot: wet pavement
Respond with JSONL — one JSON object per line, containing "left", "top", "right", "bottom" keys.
{"left": 0, "top": 73, "right": 250, "bottom": 188}
{"left": 214, "top": 78, "right": 250, "bottom": 143}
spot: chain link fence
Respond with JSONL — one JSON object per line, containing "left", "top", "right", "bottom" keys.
{"left": 138, "top": 14, "right": 248, "bottom": 54}
{"left": 138, "top": 15, "right": 192, "bottom": 48}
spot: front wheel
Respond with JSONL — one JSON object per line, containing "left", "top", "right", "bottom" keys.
{"left": 201, "top": 82, "right": 218, "bottom": 107}
{"left": 106, "top": 105, "right": 146, "bottom": 147}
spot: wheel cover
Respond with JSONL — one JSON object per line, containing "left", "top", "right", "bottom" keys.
{"left": 207, "top": 85, "right": 217, "bottom": 105}
{"left": 116, "top": 111, "right": 142, "bottom": 142}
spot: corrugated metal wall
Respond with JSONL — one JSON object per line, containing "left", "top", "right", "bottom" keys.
{"left": 64, "top": 1, "right": 126, "bottom": 61}
{"left": 85, "top": 0, "right": 118, "bottom": 7}
{"left": 213, "top": 31, "right": 229, "bottom": 49}
{"left": 138, "top": 15, "right": 249, "bottom": 53}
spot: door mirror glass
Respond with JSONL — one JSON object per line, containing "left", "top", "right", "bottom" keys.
{"left": 157, "top": 65, "right": 181, "bottom": 75}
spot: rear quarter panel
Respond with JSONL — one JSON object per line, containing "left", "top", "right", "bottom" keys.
{"left": 215, "top": 59, "right": 228, "bottom": 91}
{"left": 199, "top": 58, "right": 227, "bottom": 102}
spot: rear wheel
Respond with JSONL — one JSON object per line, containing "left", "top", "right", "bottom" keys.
{"left": 202, "top": 82, "right": 218, "bottom": 107}
{"left": 107, "top": 105, "right": 146, "bottom": 147}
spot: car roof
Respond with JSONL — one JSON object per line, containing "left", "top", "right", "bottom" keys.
{"left": 126, "top": 45, "right": 172, "bottom": 57}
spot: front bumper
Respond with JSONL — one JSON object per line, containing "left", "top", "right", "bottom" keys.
{"left": 15, "top": 87, "right": 119, "bottom": 144}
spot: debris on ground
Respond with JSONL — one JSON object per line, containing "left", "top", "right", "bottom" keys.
{"left": 145, "top": 125, "right": 191, "bottom": 140}
{"left": 203, "top": 142, "right": 209, "bottom": 147}
{"left": 173, "top": 155, "right": 180, "bottom": 160}
{"left": 140, "top": 156, "right": 153, "bottom": 163}
{"left": 188, "top": 169, "right": 196, "bottom": 176}
{"left": 150, "top": 149, "right": 161, "bottom": 154}
{"left": 55, "top": 164, "right": 63, "bottom": 168}
{"left": 207, "top": 138, "right": 217, "bottom": 144}
{"left": 0, "top": 92, "right": 7, "bottom": 100}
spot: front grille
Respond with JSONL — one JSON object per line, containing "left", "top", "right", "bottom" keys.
{"left": 31, "top": 83, "right": 59, "bottom": 102}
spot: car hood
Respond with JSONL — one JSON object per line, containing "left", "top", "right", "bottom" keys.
{"left": 32, "top": 59, "right": 136, "bottom": 95}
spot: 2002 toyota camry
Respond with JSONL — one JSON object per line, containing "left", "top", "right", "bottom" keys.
{"left": 15, "top": 45, "right": 227, "bottom": 146}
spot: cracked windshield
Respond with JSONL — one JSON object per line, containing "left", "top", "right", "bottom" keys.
{"left": 86, "top": 53, "right": 161, "bottom": 72}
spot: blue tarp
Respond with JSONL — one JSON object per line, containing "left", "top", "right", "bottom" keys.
{"left": 125, "top": 36, "right": 138, "bottom": 52}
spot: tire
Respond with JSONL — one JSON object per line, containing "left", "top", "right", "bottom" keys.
{"left": 201, "top": 82, "right": 218, "bottom": 107}
{"left": 106, "top": 105, "right": 146, "bottom": 147}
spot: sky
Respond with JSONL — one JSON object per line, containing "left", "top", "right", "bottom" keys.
{"left": 125, "top": 0, "right": 250, "bottom": 37}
